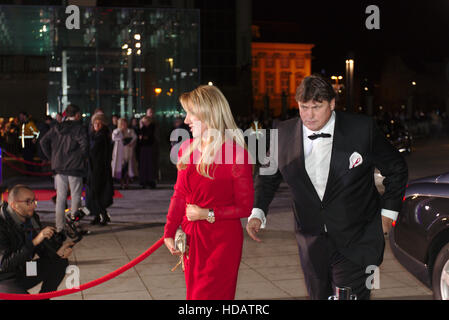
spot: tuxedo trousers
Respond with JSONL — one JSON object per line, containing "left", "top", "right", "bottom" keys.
{"left": 295, "top": 231, "right": 371, "bottom": 300}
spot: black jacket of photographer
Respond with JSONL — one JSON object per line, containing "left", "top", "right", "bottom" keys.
{"left": 0, "top": 203, "right": 61, "bottom": 281}
{"left": 39, "top": 119, "right": 89, "bottom": 177}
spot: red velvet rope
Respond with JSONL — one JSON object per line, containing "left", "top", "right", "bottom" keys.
{"left": 2, "top": 150, "right": 50, "bottom": 167}
{"left": 2, "top": 159, "right": 54, "bottom": 176}
{"left": 0, "top": 237, "right": 165, "bottom": 300}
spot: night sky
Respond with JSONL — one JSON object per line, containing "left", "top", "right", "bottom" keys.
{"left": 253, "top": 0, "right": 449, "bottom": 79}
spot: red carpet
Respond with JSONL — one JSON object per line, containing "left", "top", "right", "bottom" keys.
{"left": 2, "top": 189, "right": 123, "bottom": 202}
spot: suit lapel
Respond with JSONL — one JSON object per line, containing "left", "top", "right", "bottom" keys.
{"left": 292, "top": 118, "right": 322, "bottom": 204}
{"left": 322, "top": 111, "right": 350, "bottom": 204}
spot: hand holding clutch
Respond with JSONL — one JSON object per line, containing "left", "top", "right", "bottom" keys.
{"left": 164, "top": 237, "right": 182, "bottom": 256}
{"left": 167, "top": 229, "right": 189, "bottom": 272}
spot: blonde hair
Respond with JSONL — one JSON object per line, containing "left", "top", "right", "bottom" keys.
{"left": 117, "top": 118, "right": 128, "bottom": 129}
{"left": 91, "top": 113, "right": 108, "bottom": 126}
{"left": 177, "top": 85, "right": 246, "bottom": 179}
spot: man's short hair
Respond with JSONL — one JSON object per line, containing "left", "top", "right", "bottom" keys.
{"left": 65, "top": 104, "right": 80, "bottom": 117}
{"left": 8, "top": 184, "right": 33, "bottom": 204}
{"left": 295, "top": 74, "right": 336, "bottom": 103}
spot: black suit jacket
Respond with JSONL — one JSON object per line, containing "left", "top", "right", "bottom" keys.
{"left": 254, "top": 111, "right": 408, "bottom": 267}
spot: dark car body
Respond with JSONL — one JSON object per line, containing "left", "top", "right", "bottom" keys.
{"left": 390, "top": 172, "right": 449, "bottom": 297}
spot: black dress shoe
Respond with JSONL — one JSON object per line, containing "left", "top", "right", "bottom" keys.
{"left": 99, "top": 212, "right": 109, "bottom": 226}
{"left": 104, "top": 211, "right": 111, "bottom": 223}
{"left": 90, "top": 216, "right": 101, "bottom": 225}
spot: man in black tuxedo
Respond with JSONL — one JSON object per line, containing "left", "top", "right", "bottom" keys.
{"left": 246, "top": 75, "right": 408, "bottom": 300}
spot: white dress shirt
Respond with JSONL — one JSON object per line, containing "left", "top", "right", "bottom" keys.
{"left": 303, "top": 112, "right": 335, "bottom": 201}
{"left": 249, "top": 111, "right": 398, "bottom": 229}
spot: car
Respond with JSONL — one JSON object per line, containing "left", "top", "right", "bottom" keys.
{"left": 390, "top": 172, "right": 449, "bottom": 300}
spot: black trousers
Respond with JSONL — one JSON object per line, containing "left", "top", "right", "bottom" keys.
{"left": 295, "top": 231, "right": 371, "bottom": 300}
{"left": 22, "top": 142, "right": 36, "bottom": 173}
{"left": 0, "top": 257, "right": 68, "bottom": 295}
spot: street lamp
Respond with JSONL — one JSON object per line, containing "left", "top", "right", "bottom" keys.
{"left": 331, "top": 75, "right": 343, "bottom": 88}
{"left": 345, "top": 59, "right": 354, "bottom": 112}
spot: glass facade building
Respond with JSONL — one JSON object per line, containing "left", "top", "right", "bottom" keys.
{"left": 0, "top": 5, "right": 200, "bottom": 118}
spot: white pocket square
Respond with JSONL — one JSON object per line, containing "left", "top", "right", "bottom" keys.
{"left": 349, "top": 152, "right": 363, "bottom": 169}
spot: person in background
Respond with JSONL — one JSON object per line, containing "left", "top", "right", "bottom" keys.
{"left": 86, "top": 113, "right": 114, "bottom": 226}
{"left": 130, "top": 117, "right": 141, "bottom": 171}
{"left": 18, "top": 112, "right": 39, "bottom": 173}
{"left": 109, "top": 114, "right": 119, "bottom": 133}
{"left": 40, "top": 104, "right": 89, "bottom": 236}
{"left": 138, "top": 116, "right": 158, "bottom": 189}
{"left": 112, "top": 118, "right": 138, "bottom": 189}
{"left": 170, "top": 116, "right": 191, "bottom": 149}
{"left": 55, "top": 113, "right": 63, "bottom": 124}
{"left": 36, "top": 115, "right": 53, "bottom": 162}
{"left": 139, "top": 107, "right": 154, "bottom": 128}
{"left": 130, "top": 117, "right": 139, "bottom": 135}
{"left": 4, "top": 118, "right": 20, "bottom": 155}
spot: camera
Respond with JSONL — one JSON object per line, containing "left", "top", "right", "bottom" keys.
{"left": 42, "top": 230, "right": 67, "bottom": 259}
{"left": 64, "top": 206, "right": 90, "bottom": 242}
{"left": 39, "top": 207, "right": 90, "bottom": 258}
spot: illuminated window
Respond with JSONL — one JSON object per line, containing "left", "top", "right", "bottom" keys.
{"left": 265, "top": 72, "right": 274, "bottom": 95}
{"left": 252, "top": 72, "right": 260, "bottom": 95}
{"left": 266, "top": 55, "right": 274, "bottom": 68}
{"left": 252, "top": 56, "right": 259, "bottom": 68}
{"left": 295, "top": 57, "right": 304, "bottom": 68}
{"left": 281, "top": 55, "right": 289, "bottom": 68}
{"left": 281, "top": 72, "right": 290, "bottom": 93}
{"left": 253, "top": 79, "right": 259, "bottom": 95}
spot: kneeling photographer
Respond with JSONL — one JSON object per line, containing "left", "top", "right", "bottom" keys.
{"left": 0, "top": 185, "right": 75, "bottom": 295}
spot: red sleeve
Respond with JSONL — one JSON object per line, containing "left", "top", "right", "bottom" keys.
{"left": 163, "top": 139, "right": 192, "bottom": 238}
{"left": 213, "top": 147, "right": 254, "bottom": 220}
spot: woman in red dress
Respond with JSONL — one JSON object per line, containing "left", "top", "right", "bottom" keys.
{"left": 164, "top": 85, "right": 254, "bottom": 300}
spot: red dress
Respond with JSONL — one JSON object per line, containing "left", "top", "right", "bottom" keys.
{"left": 164, "top": 139, "right": 254, "bottom": 300}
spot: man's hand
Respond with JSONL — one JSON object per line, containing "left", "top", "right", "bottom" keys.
{"left": 246, "top": 218, "right": 263, "bottom": 242}
{"left": 164, "top": 237, "right": 182, "bottom": 256}
{"left": 57, "top": 241, "right": 75, "bottom": 259}
{"left": 32, "top": 226, "right": 56, "bottom": 246}
{"left": 186, "top": 204, "right": 208, "bottom": 221}
{"left": 382, "top": 216, "right": 394, "bottom": 235}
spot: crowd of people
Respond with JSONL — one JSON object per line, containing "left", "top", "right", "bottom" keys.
{"left": 0, "top": 106, "right": 161, "bottom": 233}
{"left": 0, "top": 108, "right": 160, "bottom": 189}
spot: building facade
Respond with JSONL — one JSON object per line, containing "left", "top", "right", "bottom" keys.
{"left": 251, "top": 42, "right": 314, "bottom": 117}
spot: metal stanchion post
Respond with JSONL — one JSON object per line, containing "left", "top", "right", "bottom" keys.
{"left": 328, "top": 286, "right": 357, "bottom": 300}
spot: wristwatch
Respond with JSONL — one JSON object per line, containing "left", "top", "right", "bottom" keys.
{"left": 207, "top": 209, "right": 215, "bottom": 223}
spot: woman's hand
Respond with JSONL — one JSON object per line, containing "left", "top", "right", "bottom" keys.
{"left": 186, "top": 204, "right": 208, "bottom": 222}
{"left": 164, "top": 237, "right": 182, "bottom": 256}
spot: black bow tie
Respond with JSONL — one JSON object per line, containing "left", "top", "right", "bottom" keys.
{"left": 308, "top": 133, "right": 332, "bottom": 140}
